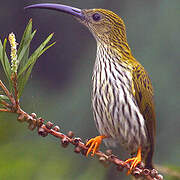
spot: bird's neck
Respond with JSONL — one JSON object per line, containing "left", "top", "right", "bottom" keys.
{"left": 95, "top": 27, "right": 132, "bottom": 60}
{"left": 96, "top": 42, "right": 136, "bottom": 68}
{"left": 110, "top": 40, "right": 132, "bottom": 59}
{"left": 97, "top": 35, "right": 134, "bottom": 61}
{"left": 93, "top": 43, "right": 133, "bottom": 93}
{"left": 94, "top": 43, "right": 132, "bottom": 80}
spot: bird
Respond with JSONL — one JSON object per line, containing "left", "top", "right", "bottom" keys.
{"left": 25, "top": 3, "right": 156, "bottom": 177}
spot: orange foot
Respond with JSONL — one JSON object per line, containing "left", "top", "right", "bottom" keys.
{"left": 85, "top": 135, "right": 107, "bottom": 157}
{"left": 125, "top": 147, "right": 142, "bottom": 175}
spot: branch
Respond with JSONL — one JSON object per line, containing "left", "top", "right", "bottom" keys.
{"left": 0, "top": 78, "right": 164, "bottom": 180}
{"left": 11, "top": 73, "right": 19, "bottom": 109}
{"left": 0, "top": 80, "right": 15, "bottom": 105}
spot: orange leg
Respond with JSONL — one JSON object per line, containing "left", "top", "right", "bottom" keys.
{"left": 125, "top": 147, "right": 142, "bottom": 175}
{"left": 85, "top": 135, "right": 107, "bottom": 157}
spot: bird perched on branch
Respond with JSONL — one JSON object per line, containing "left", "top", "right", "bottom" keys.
{"left": 25, "top": 3, "right": 156, "bottom": 178}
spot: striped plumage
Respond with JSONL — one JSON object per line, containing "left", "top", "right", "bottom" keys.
{"left": 92, "top": 43, "right": 148, "bottom": 152}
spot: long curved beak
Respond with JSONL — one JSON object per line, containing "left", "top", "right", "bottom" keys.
{"left": 25, "top": 3, "right": 85, "bottom": 20}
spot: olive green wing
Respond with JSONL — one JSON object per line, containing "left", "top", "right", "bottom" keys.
{"left": 132, "top": 62, "right": 156, "bottom": 167}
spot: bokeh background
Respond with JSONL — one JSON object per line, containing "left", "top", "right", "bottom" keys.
{"left": 0, "top": 0, "right": 179, "bottom": 179}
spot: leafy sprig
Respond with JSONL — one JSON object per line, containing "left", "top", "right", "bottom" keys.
{"left": 0, "top": 19, "right": 55, "bottom": 98}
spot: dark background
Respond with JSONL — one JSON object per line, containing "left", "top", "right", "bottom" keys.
{"left": 0, "top": 0, "right": 179, "bottom": 179}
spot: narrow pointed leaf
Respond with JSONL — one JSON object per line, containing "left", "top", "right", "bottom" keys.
{"left": 0, "top": 39, "right": 12, "bottom": 90}
{"left": 0, "top": 40, "right": 7, "bottom": 74}
{"left": 17, "top": 40, "right": 55, "bottom": 98}
{"left": 18, "top": 42, "right": 55, "bottom": 98}
{"left": 18, "top": 30, "right": 37, "bottom": 73}
{"left": 0, "top": 95, "right": 9, "bottom": 101}
{"left": 18, "top": 33, "right": 54, "bottom": 77}
{"left": 0, "top": 39, "right": 10, "bottom": 79}
{"left": 17, "top": 19, "right": 32, "bottom": 56}
{"left": 38, "top": 41, "right": 56, "bottom": 57}
{"left": 3, "top": 39, "right": 11, "bottom": 77}
{"left": 18, "top": 62, "right": 34, "bottom": 98}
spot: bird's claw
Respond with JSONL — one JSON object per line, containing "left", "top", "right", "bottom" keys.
{"left": 85, "top": 135, "right": 106, "bottom": 157}
{"left": 125, "top": 147, "right": 142, "bottom": 175}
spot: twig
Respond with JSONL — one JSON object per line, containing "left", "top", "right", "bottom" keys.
{"left": 11, "top": 73, "right": 19, "bottom": 109}
{"left": 0, "top": 80, "right": 15, "bottom": 105}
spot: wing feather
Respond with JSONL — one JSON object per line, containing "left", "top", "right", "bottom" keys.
{"left": 132, "top": 62, "right": 156, "bottom": 168}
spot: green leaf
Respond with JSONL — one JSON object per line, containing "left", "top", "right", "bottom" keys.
{"left": 17, "top": 19, "right": 34, "bottom": 77}
{"left": 0, "top": 39, "right": 10, "bottom": 78}
{"left": 0, "top": 19, "right": 55, "bottom": 99}
{"left": 0, "top": 40, "right": 7, "bottom": 74}
{"left": 17, "top": 32, "right": 55, "bottom": 98}
{"left": 3, "top": 39, "right": 13, "bottom": 90}
{"left": 0, "top": 95, "right": 9, "bottom": 101}
{"left": 18, "top": 41, "right": 56, "bottom": 98}
{"left": 37, "top": 41, "right": 56, "bottom": 57}
{"left": 18, "top": 33, "right": 54, "bottom": 77}
{"left": 0, "top": 39, "right": 12, "bottom": 90}
{"left": 17, "top": 62, "right": 34, "bottom": 98}
{"left": 18, "top": 30, "right": 36, "bottom": 70}
{"left": 17, "top": 19, "right": 32, "bottom": 57}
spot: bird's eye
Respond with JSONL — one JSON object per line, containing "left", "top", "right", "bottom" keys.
{"left": 92, "top": 13, "right": 101, "bottom": 21}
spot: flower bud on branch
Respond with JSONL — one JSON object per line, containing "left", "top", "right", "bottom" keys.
{"left": 8, "top": 32, "right": 19, "bottom": 73}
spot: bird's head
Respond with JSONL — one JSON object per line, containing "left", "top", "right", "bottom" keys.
{"left": 81, "top": 9, "right": 127, "bottom": 45}
{"left": 25, "top": 3, "right": 131, "bottom": 54}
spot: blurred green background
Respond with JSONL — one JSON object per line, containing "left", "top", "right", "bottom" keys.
{"left": 0, "top": 0, "right": 179, "bottom": 179}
